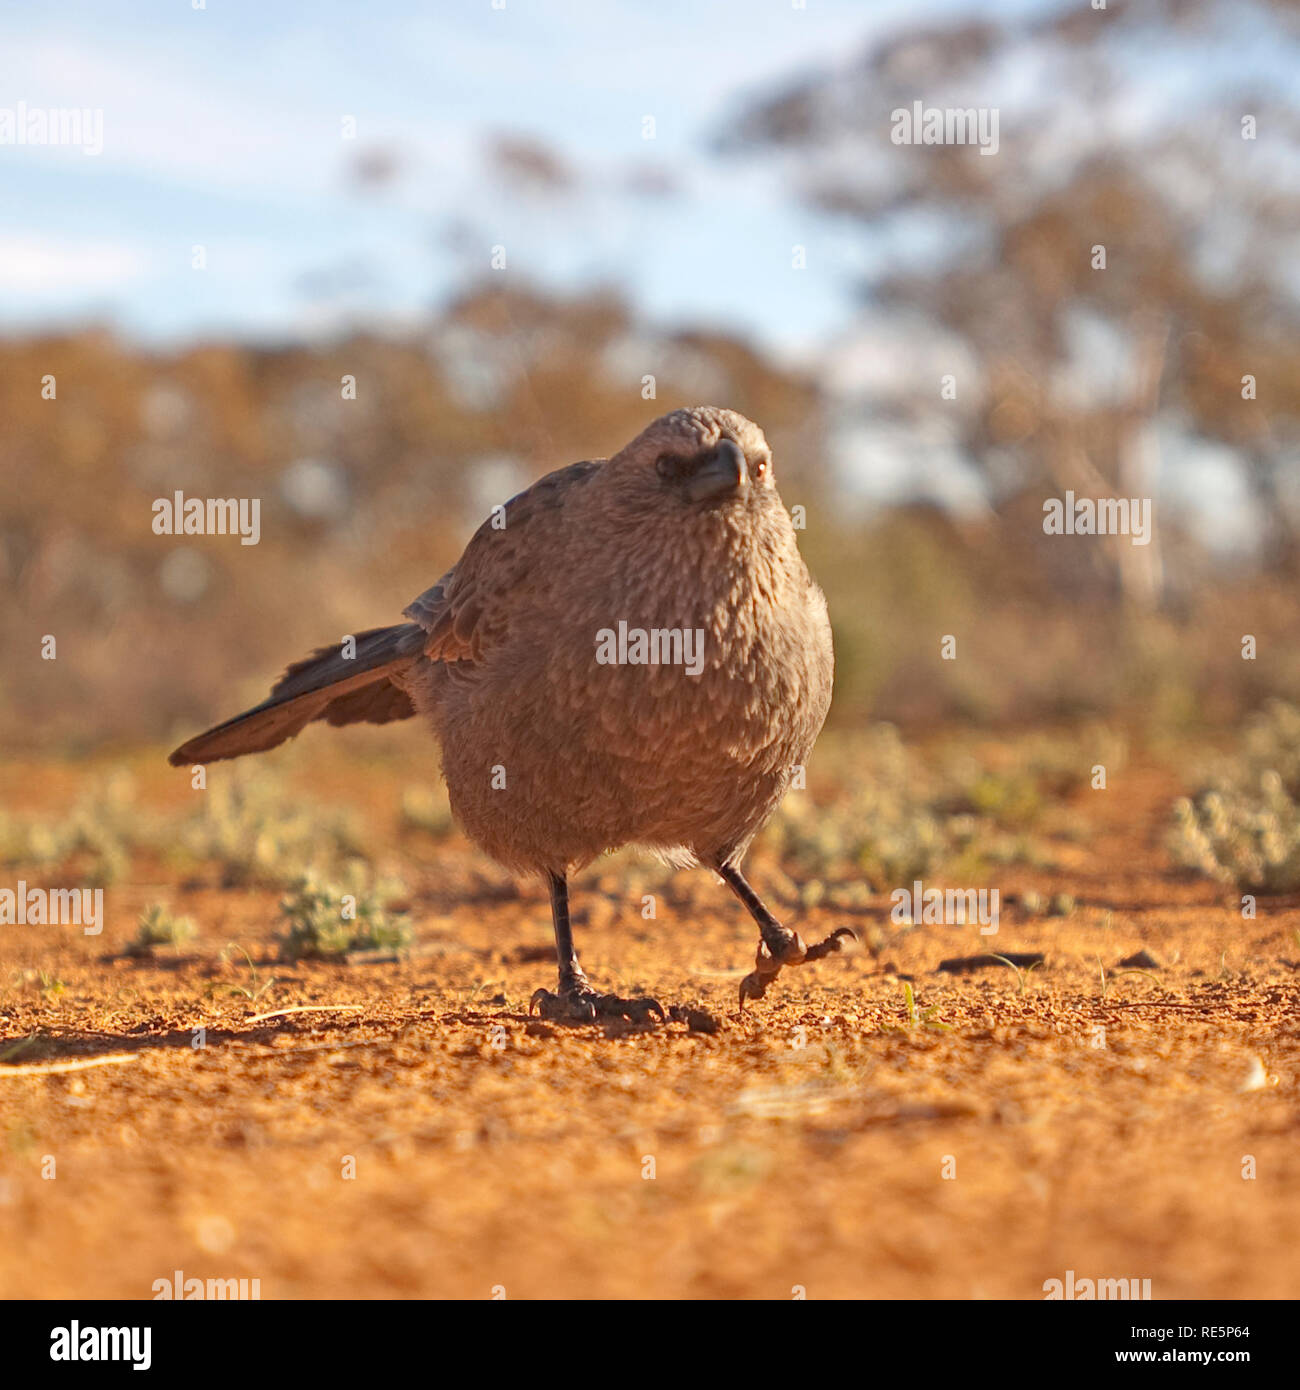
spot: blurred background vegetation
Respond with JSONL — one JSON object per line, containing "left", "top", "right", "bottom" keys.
{"left": 2, "top": 0, "right": 1298, "bottom": 757}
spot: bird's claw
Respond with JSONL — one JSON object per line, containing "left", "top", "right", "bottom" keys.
{"left": 529, "top": 986, "right": 665, "bottom": 1026}
{"left": 737, "top": 925, "right": 857, "bottom": 1008}
{"left": 803, "top": 925, "right": 858, "bottom": 962}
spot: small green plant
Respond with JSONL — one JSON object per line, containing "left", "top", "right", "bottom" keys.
{"left": 179, "top": 768, "right": 370, "bottom": 888}
{"left": 761, "top": 725, "right": 1074, "bottom": 889}
{"left": 208, "top": 943, "right": 277, "bottom": 1004}
{"left": 1097, "top": 957, "right": 1164, "bottom": 999}
{"left": 0, "top": 771, "right": 145, "bottom": 885}
{"left": 898, "top": 981, "right": 952, "bottom": 1032}
{"left": 0, "top": 766, "right": 371, "bottom": 891}
{"left": 1169, "top": 702, "right": 1300, "bottom": 892}
{"left": 277, "top": 870, "right": 412, "bottom": 961}
{"left": 37, "top": 971, "right": 67, "bottom": 998}
{"left": 1116, "top": 969, "right": 1163, "bottom": 992}
{"left": 985, "top": 952, "right": 1040, "bottom": 996}
{"left": 128, "top": 904, "right": 197, "bottom": 956}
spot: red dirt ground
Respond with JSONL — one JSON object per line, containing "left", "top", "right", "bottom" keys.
{"left": 1, "top": 750, "right": 1297, "bottom": 1299}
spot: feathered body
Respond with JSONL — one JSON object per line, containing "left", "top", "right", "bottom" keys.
{"left": 171, "top": 407, "right": 841, "bottom": 1012}
{"left": 406, "top": 419, "right": 832, "bottom": 874}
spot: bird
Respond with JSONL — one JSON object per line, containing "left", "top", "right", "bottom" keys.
{"left": 169, "top": 406, "right": 854, "bottom": 1021}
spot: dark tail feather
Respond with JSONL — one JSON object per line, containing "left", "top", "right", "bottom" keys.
{"left": 168, "top": 623, "right": 425, "bottom": 767}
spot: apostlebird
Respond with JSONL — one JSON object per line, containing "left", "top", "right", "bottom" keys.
{"left": 170, "top": 406, "right": 853, "bottom": 1020}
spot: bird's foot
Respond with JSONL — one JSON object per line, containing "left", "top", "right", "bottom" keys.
{"left": 738, "top": 926, "right": 857, "bottom": 1007}
{"left": 530, "top": 981, "right": 665, "bottom": 1026}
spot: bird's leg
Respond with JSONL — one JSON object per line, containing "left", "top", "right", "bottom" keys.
{"left": 717, "top": 862, "right": 856, "bottom": 1007}
{"left": 548, "top": 869, "right": 587, "bottom": 994}
{"left": 529, "top": 872, "right": 664, "bottom": 1025}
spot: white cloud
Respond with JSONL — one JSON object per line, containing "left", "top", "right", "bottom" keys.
{"left": 0, "top": 235, "right": 146, "bottom": 294}
{"left": 5, "top": 38, "right": 340, "bottom": 195}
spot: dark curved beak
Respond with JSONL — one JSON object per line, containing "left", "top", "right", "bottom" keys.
{"left": 684, "top": 438, "right": 748, "bottom": 503}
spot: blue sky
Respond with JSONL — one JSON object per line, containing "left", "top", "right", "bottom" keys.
{"left": 0, "top": 0, "right": 1073, "bottom": 351}
{"left": 3, "top": 0, "right": 1295, "bottom": 537}
{"left": 2, "top": 0, "right": 1295, "bottom": 357}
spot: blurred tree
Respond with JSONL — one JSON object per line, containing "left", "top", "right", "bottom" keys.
{"left": 718, "top": 0, "right": 1300, "bottom": 602}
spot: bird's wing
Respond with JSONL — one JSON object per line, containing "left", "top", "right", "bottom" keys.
{"left": 403, "top": 458, "right": 602, "bottom": 663}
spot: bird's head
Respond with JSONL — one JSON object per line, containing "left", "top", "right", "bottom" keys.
{"left": 606, "top": 406, "right": 777, "bottom": 511}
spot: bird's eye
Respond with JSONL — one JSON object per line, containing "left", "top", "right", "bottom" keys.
{"left": 754, "top": 456, "right": 770, "bottom": 480}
